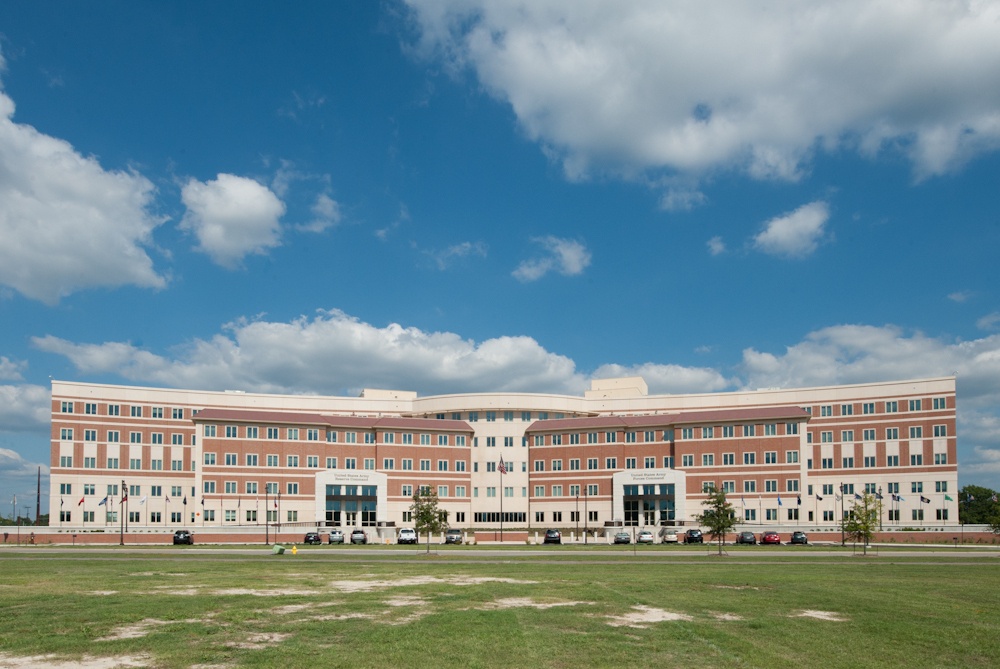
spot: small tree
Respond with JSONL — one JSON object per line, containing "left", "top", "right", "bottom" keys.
{"left": 696, "top": 487, "right": 738, "bottom": 555}
{"left": 410, "top": 486, "right": 449, "bottom": 554}
{"left": 842, "top": 492, "right": 881, "bottom": 555}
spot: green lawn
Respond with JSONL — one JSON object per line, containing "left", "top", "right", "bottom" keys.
{"left": 0, "top": 548, "right": 997, "bottom": 668}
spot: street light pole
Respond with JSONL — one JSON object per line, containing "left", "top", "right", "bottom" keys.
{"left": 839, "top": 483, "right": 845, "bottom": 547}
{"left": 120, "top": 479, "right": 126, "bottom": 546}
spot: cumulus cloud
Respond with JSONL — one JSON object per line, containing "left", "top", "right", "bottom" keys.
{"left": 301, "top": 193, "right": 342, "bottom": 233}
{"left": 707, "top": 236, "right": 726, "bottom": 256}
{"left": 179, "top": 174, "right": 286, "bottom": 268}
{"left": 32, "top": 310, "right": 588, "bottom": 396}
{"left": 752, "top": 201, "right": 830, "bottom": 259}
{"left": 405, "top": 1, "right": 1000, "bottom": 182}
{"left": 0, "top": 357, "right": 25, "bottom": 382}
{"left": 592, "top": 362, "right": 733, "bottom": 395}
{"left": 0, "top": 384, "right": 51, "bottom": 432}
{"left": 0, "top": 61, "right": 167, "bottom": 304}
{"left": 512, "top": 236, "right": 591, "bottom": 282}
{"left": 424, "top": 241, "right": 488, "bottom": 270}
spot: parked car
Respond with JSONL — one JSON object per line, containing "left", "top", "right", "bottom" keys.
{"left": 398, "top": 528, "right": 418, "bottom": 544}
{"left": 543, "top": 529, "right": 562, "bottom": 544}
{"left": 303, "top": 532, "right": 321, "bottom": 545}
{"left": 172, "top": 530, "right": 193, "bottom": 545}
{"left": 789, "top": 531, "right": 808, "bottom": 545}
{"left": 445, "top": 528, "right": 463, "bottom": 544}
{"left": 637, "top": 530, "right": 655, "bottom": 544}
{"left": 613, "top": 531, "right": 631, "bottom": 544}
{"left": 328, "top": 529, "right": 344, "bottom": 544}
{"left": 350, "top": 528, "right": 367, "bottom": 544}
{"left": 761, "top": 531, "right": 781, "bottom": 545}
{"left": 735, "top": 531, "right": 757, "bottom": 545}
{"left": 661, "top": 529, "right": 679, "bottom": 544}
{"left": 684, "top": 529, "right": 704, "bottom": 544}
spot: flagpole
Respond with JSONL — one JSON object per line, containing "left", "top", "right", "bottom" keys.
{"left": 499, "top": 458, "right": 504, "bottom": 544}
{"left": 119, "top": 479, "right": 125, "bottom": 546}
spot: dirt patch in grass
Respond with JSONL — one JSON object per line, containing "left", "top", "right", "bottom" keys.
{"left": 605, "top": 605, "right": 693, "bottom": 628}
{"left": 226, "top": 632, "right": 290, "bottom": 650}
{"left": 0, "top": 653, "right": 151, "bottom": 668}
{"left": 327, "top": 575, "right": 536, "bottom": 592}
{"left": 710, "top": 585, "right": 760, "bottom": 591}
{"left": 484, "top": 597, "right": 592, "bottom": 610}
{"left": 712, "top": 612, "right": 744, "bottom": 621}
{"left": 793, "top": 610, "right": 848, "bottom": 621}
{"left": 96, "top": 616, "right": 213, "bottom": 641}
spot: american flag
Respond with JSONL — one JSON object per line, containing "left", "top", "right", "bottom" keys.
{"left": 498, "top": 457, "right": 507, "bottom": 475}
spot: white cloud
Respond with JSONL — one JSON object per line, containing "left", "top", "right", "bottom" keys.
{"left": 0, "top": 66, "right": 167, "bottom": 304}
{"left": 179, "top": 174, "right": 286, "bottom": 269}
{"left": 424, "top": 241, "right": 488, "bottom": 270}
{"left": 752, "top": 201, "right": 829, "bottom": 259}
{"left": 0, "top": 357, "right": 25, "bottom": 382}
{"left": 707, "top": 236, "right": 726, "bottom": 256}
{"left": 592, "top": 362, "right": 733, "bottom": 395}
{"left": 405, "top": 1, "right": 1000, "bottom": 182}
{"left": 948, "top": 291, "right": 972, "bottom": 303}
{"left": 512, "top": 235, "right": 591, "bottom": 282}
{"left": 32, "top": 310, "right": 588, "bottom": 396}
{"left": 300, "top": 193, "right": 342, "bottom": 233}
{"left": 976, "top": 312, "right": 1000, "bottom": 331}
{"left": 0, "top": 384, "right": 50, "bottom": 432}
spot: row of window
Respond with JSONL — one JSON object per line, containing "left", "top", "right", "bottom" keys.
{"left": 812, "top": 397, "right": 948, "bottom": 417}
{"left": 531, "top": 483, "right": 606, "bottom": 497}
{"left": 59, "top": 402, "right": 188, "bottom": 419}
{"left": 679, "top": 451, "right": 799, "bottom": 468}
{"left": 57, "top": 456, "right": 191, "bottom": 472}
{"left": 810, "top": 452, "right": 947, "bottom": 469}
{"left": 205, "top": 424, "right": 469, "bottom": 447}
{"left": 58, "top": 428, "right": 194, "bottom": 445}
{"left": 59, "top": 483, "right": 195, "bottom": 498}
{"left": 439, "top": 411, "right": 560, "bottom": 422}
{"left": 810, "top": 425, "right": 948, "bottom": 443}
{"left": 202, "top": 452, "right": 471, "bottom": 472}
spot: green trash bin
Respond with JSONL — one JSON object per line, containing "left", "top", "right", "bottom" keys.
{"left": 272, "top": 544, "right": 285, "bottom": 555}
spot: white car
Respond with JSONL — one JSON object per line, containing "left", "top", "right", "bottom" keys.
{"left": 661, "top": 530, "right": 679, "bottom": 543}
{"left": 398, "top": 528, "right": 418, "bottom": 544}
{"left": 637, "top": 530, "right": 655, "bottom": 544}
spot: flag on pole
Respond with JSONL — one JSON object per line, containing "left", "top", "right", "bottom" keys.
{"left": 854, "top": 493, "right": 862, "bottom": 500}
{"left": 201, "top": 497, "right": 205, "bottom": 506}
{"left": 98, "top": 496, "right": 108, "bottom": 506}
{"left": 777, "top": 495, "right": 783, "bottom": 506}
{"left": 139, "top": 496, "right": 147, "bottom": 506}
{"left": 741, "top": 496, "right": 746, "bottom": 506}
{"left": 78, "top": 497, "right": 84, "bottom": 506}
{"left": 967, "top": 494, "right": 975, "bottom": 502}
{"left": 60, "top": 497, "right": 64, "bottom": 508}
{"left": 166, "top": 496, "right": 171, "bottom": 503}
{"left": 875, "top": 492, "right": 883, "bottom": 500}
{"left": 835, "top": 494, "right": 842, "bottom": 502}
{"left": 797, "top": 495, "right": 801, "bottom": 506}
{"left": 816, "top": 494, "right": 823, "bottom": 501}
{"left": 945, "top": 495, "right": 954, "bottom": 501}
{"left": 498, "top": 457, "right": 507, "bottom": 474}
{"left": 920, "top": 496, "right": 931, "bottom": 504}
{"left": 119, "top": 492, "right": 128, "bottom": 505}
{"left": 897, "top": 494, "right": 905, "bottom": 502}
{"left": 183, "top": 496, "right": 187, "bottom": 506}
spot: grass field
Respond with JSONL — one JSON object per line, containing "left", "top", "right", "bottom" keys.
{"left": 0, "top": 547, "right": 998, "bottom": 668}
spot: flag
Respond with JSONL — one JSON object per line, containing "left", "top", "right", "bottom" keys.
{"left": 166, "top": 496, "right": 171, "bottom": 503}
{"left": 945, "top": 495, "right": 954, "bottom": 502}
{"left": 98, "top": 496, "right": 108, "bottom": 506}
{"left": 140, "top": 496, "right": 147, "bottom": 505}
{"left": 875, "top": 492, "right": 883, "bottom": 500}
{"left": 968, "top": 494, "right": 975, "bottom": 502}
{"left": 920, "top": 495, "right": 931, "bottom": 504}
{"left": 238, "top": 496, "right": 242, "bottom": 509}
{"left": 274, "top": 499, "right": 278, "bottom": 508}
{"left": 60, "top": 497, "right": 64, "bottom": 508}
{"left": 741, "top": 496, "right": 746, "bottom": 506}
{"left": 77, "top": 497, "right": 84, "bottom": 506}
{"left": 816, "top": 494, "right": 823, "bottom": 501}
{"left": 498, "top": 457, "right": 507, "bottom": 475}
{"left": 183, "top": 496, "right": 187, "bottom": 506}
{"left": 797, "top": 495, "right": 801, "bottom": 506}
{"left": 897, "top": 494, "right": 905, "bottom": 502}
{"left": 201, "top": 497, "right": 205, "bottom": 506}
{"left": 777, "top": 495, "right": 783, "bottom": 506}
{"left": 993, "top": 494, "right": 999, "bottom": 503}
{"left": 119, "top": 493, "right": 128, "bottom": 505}
{"left": 854, "top": 493, "right": 862, "bottom": 500}
{"left": 835, "top": 494, "right": 842, "bottom": 502}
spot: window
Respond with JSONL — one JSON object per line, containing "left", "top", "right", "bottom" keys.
{"left": 701, "top": 427, "right": 714, "bottom": 439}
{"left": 345, "top": 458, "right": 357, "bottom": 469}
{"left": 456, "top": 460, "right": 466, "bottom": 472}
{"left": 841, "top": 404, "right": 854, "bottom": 416}
{"left": 485, "top": 411, "right": 496, "bottom": 422}
{"left": 912, "top": 509, "right": 924, "bottom": 521}
{"left": 911, "top": 481, "right": 924, "bottom": 493}
{"left": 862, "top": 429, "right": 876, "bottom": 441}
{"left": 820, "top": 431, "right": 833, "bottom": 443}
{"left": 702, "top": 454, "right": 714, "bottom": 466}
{"left": 910, "top": 454, "right": 923, "bottom": 466}
{"left": 933, "top": 397, "right": 947, "bottom": 410}
{"left": 587, "top": 458, "right": 598, "bottom": 470}
{"left": 909, "top": 399, "right": 922, "bottom": 412}
{"left": 862, "top": 402, "right": 875, "bottom": 414}
{"left": 743, "top": 480, "right": 757, "bottom": 493}
{"left": 681, "top": 428, "right": 693, "bottom": 440}
{"left": 150, "top": 459, "right": 163, "bottom": 471}
{"left": 842, "top": 457, "right": 854, "bottom": 468}
{"left": 245, "top": 482, "right": 258, "bottom": 494}
{"left": 204, "top": 481, "right": 216, "bottom": 494}
{"left": 420, "top": 459, "right": 431, "bottom": 471}
{"left": 886, "top": 427, "right": 899, "bottom": 440}
{"left": 587, "top": 484, "right": 599, "bottom": 496}
{"left": 265, "top": 482, "right": 278, "bottom": 494}
{"left": 764, "top": 424, "right": 777, "bottom": 436}
{"left": 909, "top": 426, "right": 923, "bottom": 439}
{"left": 551, "top": 459, "right": 563, "bottom": 471}
{"left": 765, "top": 480, "right": 778, "bottom": 492}
{"left": 786, "top": 422, "right": 799, "bottom": 435}
{"left": 266, "top": 427, "right": 279, "bottom": 440}
{"left": 764, "top": 451, "right": 777, "bottom": 464}
{"left": 723, "top": 453, "right": 735, "bottom": 466}
{"left": 821, "top": 458, "right": 833, "bottom": 469}
{"left": 225, "top": 481, "right": 237, "bottom": 494}
{"left": 743, "top": 452, "right": 756, "bottom": 465}
{"left": 934, "top": 453, "right": 948, "bottom": 465}
{"left": 933, "top": 425, "right": 947, "bottom": 437}
{"left": 267, "top": 454, "right": 279, "bottom": 467}
{"left": 935, "top": 481, "right": 948, "bottom": 493}
{"left": 570, "top": 433, "right": 580, "bottom": 445}
{"left": 485, "top": 437, "right": 495, "bottom": 448}
{"left": 570, "top": 458, "right": 580, "bottom": 470}
{"left": 402, "top": 459, "right": 413, "bottom": 471}
{"left": 887, "top": 455, "right": 899, "bottom": 466}
{"left": 886, "top": 401, "right": 898, "bottom": 413}
{"left": 287, "top": 455, "right": 299, "bottom": 467}
{"left": 785, "top": 451, "right": 799, "bottom": 464}
{"left": 744, "top": 509, "right": 756, "bottom": 522}
{"left": 820, "top": 405, "right": 832, "bottom": 417}
{"left": 722, "top": 425, "right": 735, "bottom": 438}
{"left": 787, "top": 479, "right": 799, "bottom": 492}
{"left": 842, "top": 430, "right": 854, "bottom": 442}
{"left": 287, "top": 482, "right": 299, "bottom": 495}
{"left": 681, "top": 454, "right": 694, "bottom": 467}
{"left": 246, "top": 454, "right": 258, "bottom": 466}
{"left": 326, "top": 457, "right": 337, "bottom": 468}
{"left": 129, "top": 458, "right": 141, "bottom": 470}
{"left": 204, "top": 425, "right": 217, "bottom": 437}
{"left": 644, "top": 456, "right": 655, "bottom": 468}
{"left": 864, "top": 456, "right": 876, "bottom": 467}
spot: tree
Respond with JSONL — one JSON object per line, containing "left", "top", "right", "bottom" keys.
{"left": 696, "top": 487, "right": 738, "bottom": 555}
{"left": 842, "top": 492, "right": 881, "bottom": 555}
{"left": 958, "top": 485, "right": 999, "bottom": 524}
{"left": 410, "top": 486, "right": 449, "bottom": 554}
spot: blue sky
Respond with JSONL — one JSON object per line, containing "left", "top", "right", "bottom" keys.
{"left": 2, "top": 1, "right": 1000, "bottom": 513}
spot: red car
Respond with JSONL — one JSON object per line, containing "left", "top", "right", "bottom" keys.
{"left": 760, "top": 531, "right": 781, "bottom": 545}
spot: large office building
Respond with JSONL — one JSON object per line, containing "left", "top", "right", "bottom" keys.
{"left": 49, "top": 376, "right": 959, "bottom": 533}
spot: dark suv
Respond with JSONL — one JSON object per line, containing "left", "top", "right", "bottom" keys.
{"left": 684, "top": 529, "right": 704, "bottom": 544}
{"left": 173, "top": 530, "right": 193, "bottom": 545}
{"left": 304, "top": 532, "right": 321, "bottom": 545}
